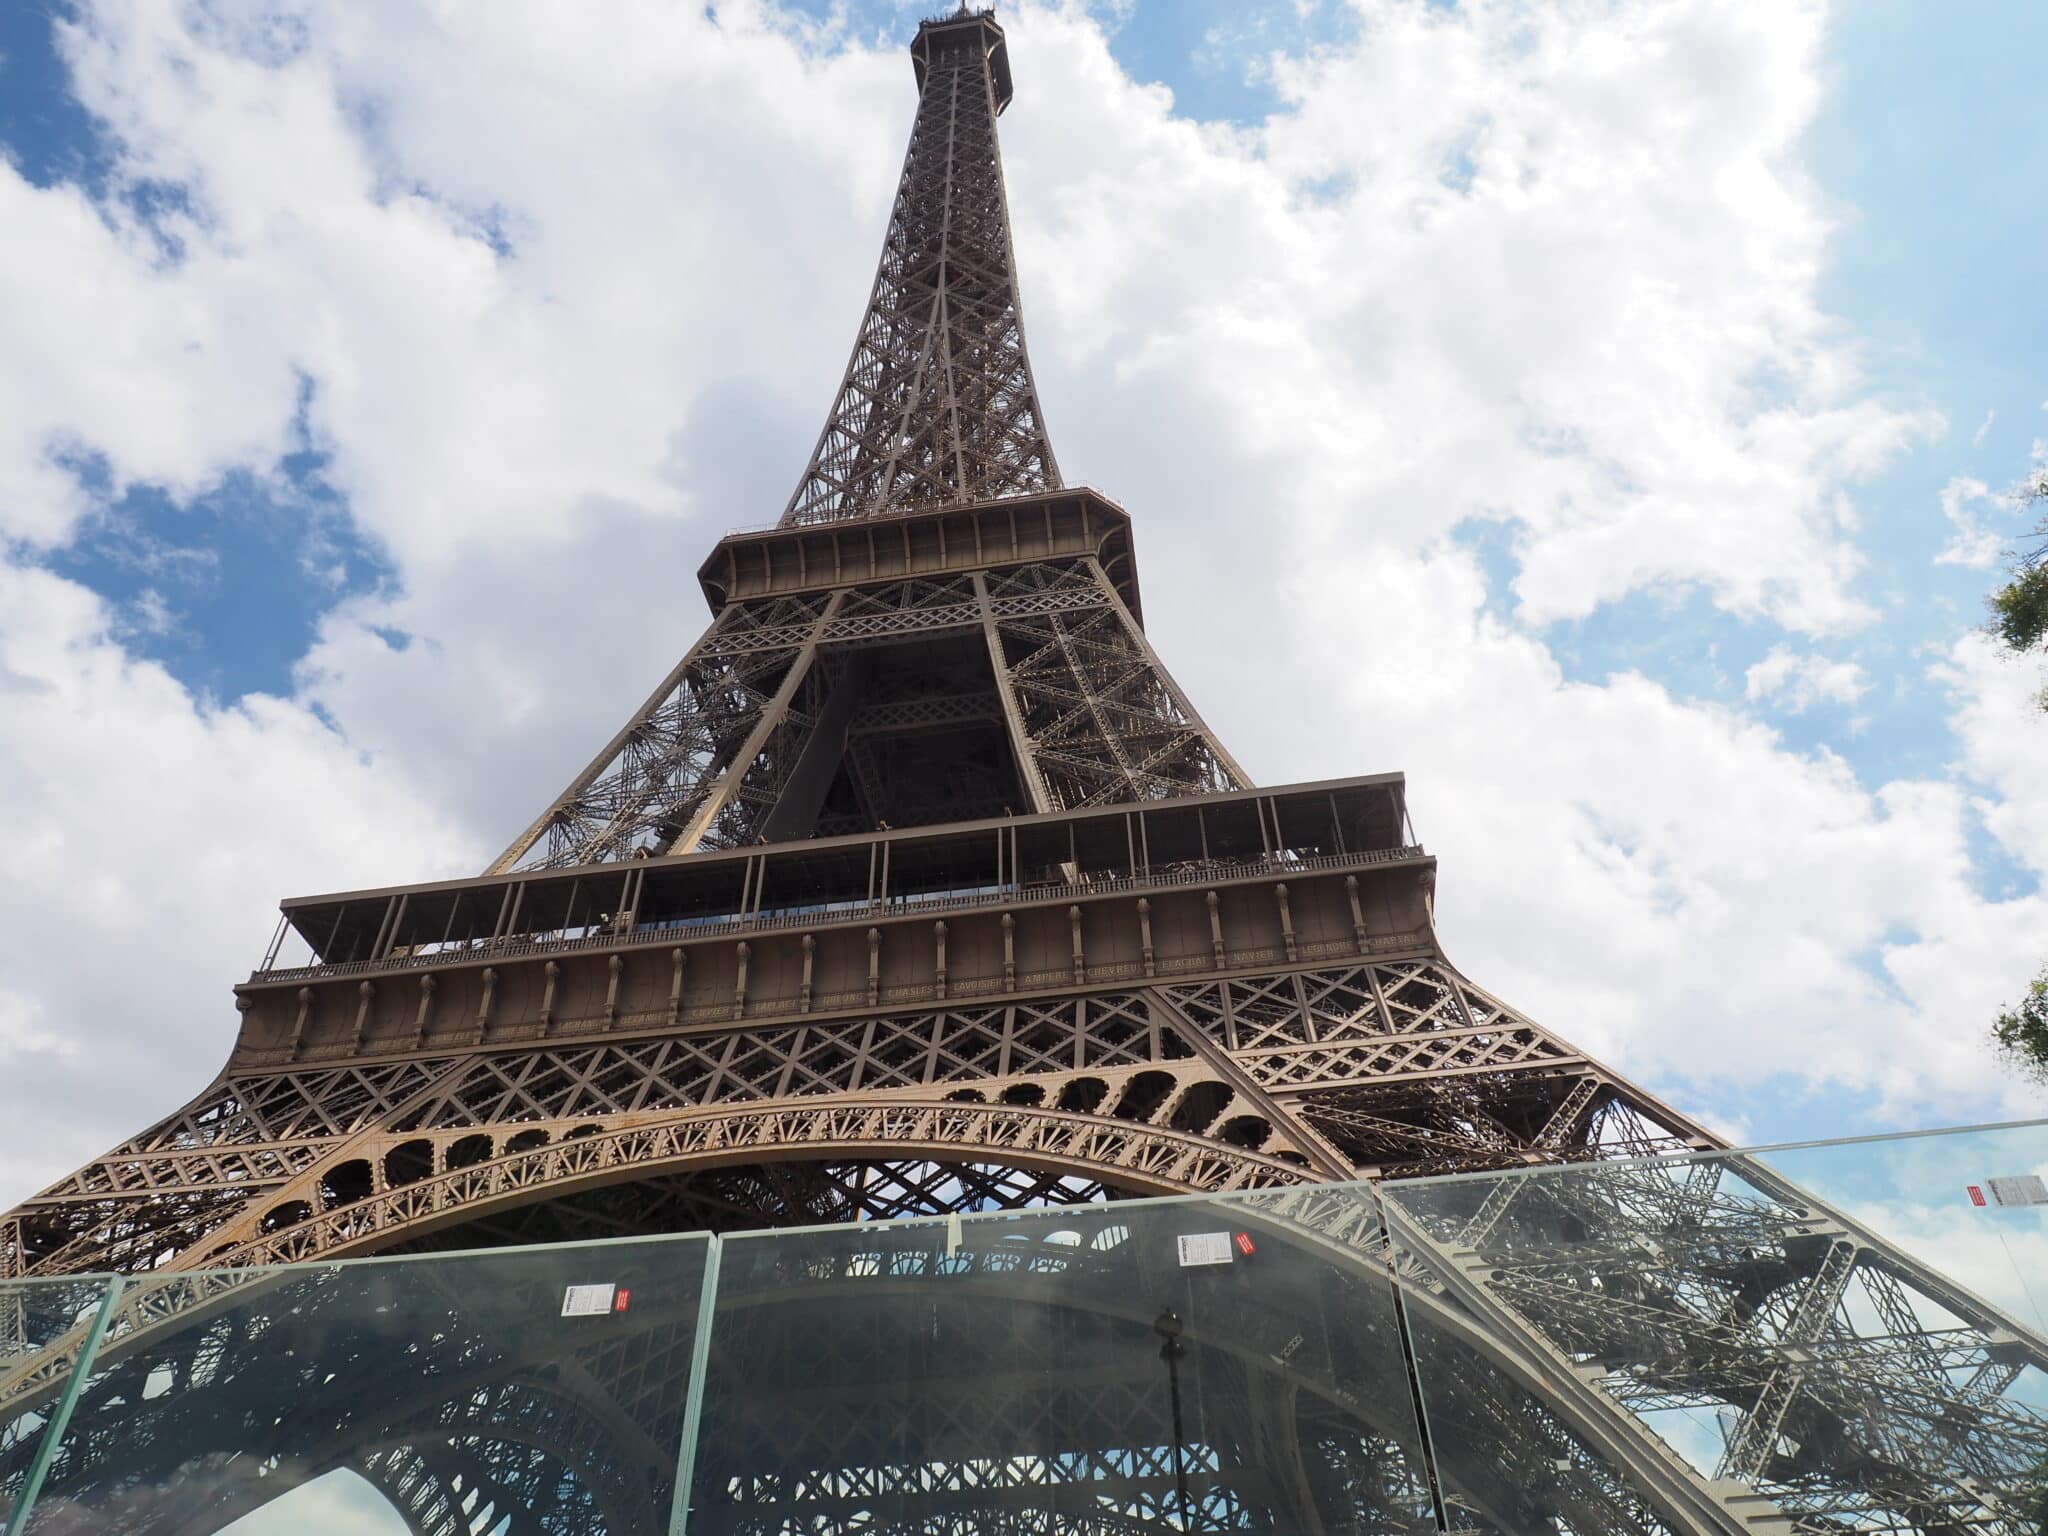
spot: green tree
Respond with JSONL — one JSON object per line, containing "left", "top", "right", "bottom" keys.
{"left": 1986, "top": 469, "right": 2048, "bottom": 1083}
{"left": 1988, "top": 467, "right": 2048, "bottom": 663}
{"left": 1992, "top": 965, "right": 2048, "bottom": 1085}
{"left": 2026, "top": 1455, "right": 2048, "bottom": 1535}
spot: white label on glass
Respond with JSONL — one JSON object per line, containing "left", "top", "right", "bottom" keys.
{"left": 1985, "top": 1174, "right": 2048, "bottom": 1207}
{"left": 1177, "top": 1232, "right": 1234, "bottom": 1267}
{"left": 561, "top": 1283, "right": 617, "bottom": 1316}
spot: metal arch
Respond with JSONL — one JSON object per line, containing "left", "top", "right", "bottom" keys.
{"left": 191, "top": 1096, "right": 1316, "bottom": 1269}
{"left": 11, "top": 1126, "right": 2048, "bottom": 1535}
{"left": 21, "top": 1334, "right": 659, "bottom": 1536}
{"left": 355, "top": 1444, "right": 546, "bottom": 1536}
{"left": 4, "top": 1240, "right": 691, "bottom": 1533}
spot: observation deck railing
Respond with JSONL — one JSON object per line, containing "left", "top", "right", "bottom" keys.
{"left": 250, "top": 843, "right": 1426, "bottom": 985}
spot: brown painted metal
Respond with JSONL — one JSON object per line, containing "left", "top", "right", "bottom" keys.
{"left": 4, "top": 11, "right": 2042, "bottom": 1535}
{"left": 781, "top": 7, "right": 1056, "bottom": 524}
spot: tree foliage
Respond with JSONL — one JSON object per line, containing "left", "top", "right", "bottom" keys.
{"left": 1989, "top": 468, "right": 2048, "bottom": 656}
{"left": 1986, "top": 475, "right": 2048, "bottom": 1084}
{"left": 1992, "top": 965, "right": 2048, "bottom": 1085}
{"left": 1988, "top": 561, "right": 2048, "bottom": 654}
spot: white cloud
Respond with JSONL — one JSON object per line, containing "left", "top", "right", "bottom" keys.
{"left": 1973, "top": 409, "right": 1996, "bottom": 447}
{"left": 0, "top": 987, "right": 70, "bottom": 1061}
{"left": 1743, "top": 642, "right": 1871, "bottom": 711}
{"left": 0, "top": 563, "right": 471, "bottom": 1202}
{"left": 1933, "top": 635, "right": 2048, "bottom": 878}
{"left": 125, "top": 586, "right": 178, "bottom": 638}
{"left": 1765, "top": 1126, "right": 2048, "bottom": 1331}
{"left": 0, "top": 0, "right": 2042, "bottom": 1213}
{"left": 1286, "top": 543, "right": 2043, "bottom": 1113}
{"left": 1009, "top": 0, "right": 1934, "bottom": 639}
{"left": 1935, "top": 473, "right": 2008, "bottom": 569}
{"left": 0, "top": 170, "right": 302, "bottom": 550}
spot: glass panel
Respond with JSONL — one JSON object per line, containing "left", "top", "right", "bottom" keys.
{"left": 0, "top": 1275, "right": 115, "bottom": 1529}
{"left": 1383, "top": 1121, "right": 2048, "bottom": 1535}
{"left": 686, "top": 1185, "right": 1439, "bottom": 1534}
{"left": 8, "top": 1122, "right": 2044, "bottom": 1535}
{"left": 20, "top": 1236, "right": 710, "bottom": 1535}
{"left": 1752, "top": 1120, "right": 2048, "bottom": 1337}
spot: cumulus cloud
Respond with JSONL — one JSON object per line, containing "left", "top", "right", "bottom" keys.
{"left": 1933, "top": 635, "right": 2048, "bottom": 876}
{"left": 0, "top": 0, "right": 2041, "bottom": 1208}
{"left": 1743, "top": 643, "right": 1870, "bottom": 711}
{"left": 1010, "top": 0, "right": 1934, "bottom": 640}
{"left": 1287, "top": 543, "right": 2043, "bottom": 1111}
{"left": 0, "top": 565, "right": 469, "bottom": 1201}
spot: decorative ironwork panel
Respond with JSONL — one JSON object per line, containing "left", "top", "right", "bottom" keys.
{"left": 988, "top": 561, "right": 1246, "bottom": 810}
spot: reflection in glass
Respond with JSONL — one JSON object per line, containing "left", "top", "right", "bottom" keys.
{"left": 687, "top": 1189, "right": 1439, "bottom": 1534}
{"left": 20, "top": 1238, "right": 708, "bottom": 1536}
{"left": 0, "top": 1276, "right": 114, "bottom": 1528}
{"left": 1384, "top": 1124, "right": 2048, "bottom": 1534}
{"left": 215, "top": 1468, "right": 413, "bottom": 1534}
{"left": 4, "top": 1124, "right": 2045, "bottom": 1535}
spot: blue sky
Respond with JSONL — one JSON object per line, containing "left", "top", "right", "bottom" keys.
{"left": 1, "top": 4, "right": 393, "bottom": 701}
{"left": 0, "top": 0, "right": 2045, "bottom": 1206}
{"left": 1798, "top": 0, "right": 2048, "bottom": 756}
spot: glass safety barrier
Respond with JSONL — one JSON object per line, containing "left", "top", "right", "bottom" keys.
{"left": 686, "top": 1184, "right": 1431, "bottom": 1534}
{"left": 1382, "top": 1119, "right": 2048, "bottom": 1534}
{"left": 11, "top": 1237, "right": 711, "bottom": 1535}
{"left": 0, "top": 1274, "right": 118, "bottom": 1531}
{"left": 0, "top": 1120, "right": 2040, "bottom": 1534}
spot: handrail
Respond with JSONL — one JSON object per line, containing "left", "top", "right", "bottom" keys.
{"left": 720, "top": 482, "right": 1129, "bottom": 540}
{"left": 252, "top": 844, "right": 1427, "bottom": 984}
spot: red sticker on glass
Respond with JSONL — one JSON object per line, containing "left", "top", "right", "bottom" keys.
{"left": 1967, "top": 1186, "right": 1986, "bottom": 1207}
{"left": 613, "top": 1288, "right": 632, "bottom": 1312}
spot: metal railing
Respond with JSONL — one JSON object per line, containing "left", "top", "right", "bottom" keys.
{"left": 253, "top": 844, "right": 1427, "bottom": 985}
{"left": 721, "top": 482, "right": 1130, "bottom": 540}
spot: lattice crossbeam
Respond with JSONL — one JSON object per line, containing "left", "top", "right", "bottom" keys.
{"left": 782, "top": 15, "right": 1057, "bottom": 524}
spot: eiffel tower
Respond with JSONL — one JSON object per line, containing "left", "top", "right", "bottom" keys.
{"left": 3, "top": 10, "right": 2043, "bottom": 1536}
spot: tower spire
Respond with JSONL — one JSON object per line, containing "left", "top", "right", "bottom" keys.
{"left": 781, "top": 8, "right": 1059, "bottom": 526}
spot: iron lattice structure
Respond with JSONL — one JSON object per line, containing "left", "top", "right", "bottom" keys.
{"left": 781, "top": 9, "right": 1057, "bottom": 524}
{"left": 3, "top": 10, "right": 2044, "bottom": 1535}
